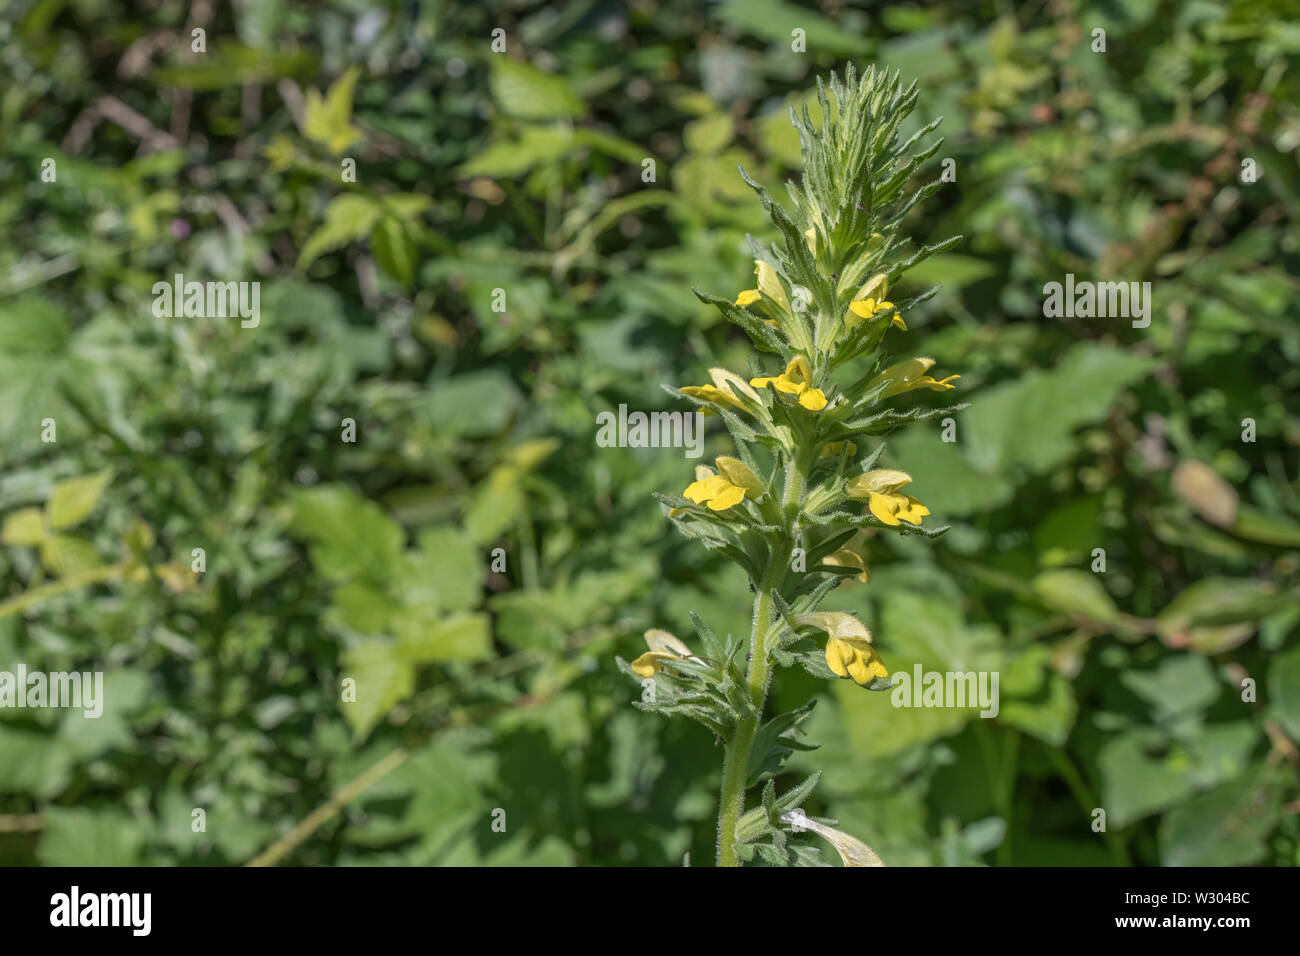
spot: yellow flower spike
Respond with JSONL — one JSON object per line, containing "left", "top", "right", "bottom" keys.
{"left": 823, "top": 548, "right": 869, "bottom": 583}
{"left": 735, "top": 289, "right": 762, "bottom": 307}
{"left": 715, "top": 457, "right": 763, "bottom": 498}
{"left": 754, "top": 260, "right": 790, "bottom": 313}
{"left": 781, "top": 813, "right": 885, "bottom": 867}
{"left": 845, "top": 468, "right": 929, "bottom": 527}
{"left": 868, "top": 357, "right": 960, "bottom": 398}
{"left": 630, "top": 629, "right": 698, "bottom": 677}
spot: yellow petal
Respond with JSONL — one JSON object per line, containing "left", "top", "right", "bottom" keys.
{"left": 735, "top": 289, "right": 761, "bottom": 307}
{"left": 795, "top": 612, "right": 872, "bottom": 642}
{"left": 784, "top": 815, "right": 885, "bottom": 867}
{"left": 784, "top": 355, "right": 813, "bottom": 384}
{"left": 825, "top": 638, "right": 850, "bottom": 678}
{"left": 755, "top": 260, "right": 790, "bottom": 312}
{"left": 684, "top": 475, "right": 731, "bottom": 504}
{"left": 846, "top": 468, "right": 913, "bottom": 498}
{"left": 644, "top": 629, "right": 693, "bottom": 658}
{"left": 709, "top": 367, "right": 763, "bottom": 405}
{"left": 856, "top": 273, "right": 888, "bottom": 302}
{"left": 772, "top": 374, "right": 804, "bottom": 396}
{"left": 707, "top": 484, "right": 746, "bottom": 511}
{"left": 846, "top": 649, "right": 875, "bottom": 685}
{"left": 824, "top": 549, "right": 869, "bottom": 583}
{"left": 891, "top": 313, "right": 908, "bottom": 331}
{"left": 680, "top": 384, "right": 742, "bottom": 413}
{"left": 630, "top": 651, "right": 671, "bottom": 678}
{"left": 798, "top": 388, "right": 828, "bottom": 411}
{"left": 715, "top": 457, "right": 763, "bottom": 497}
{"left": 868, "top": 492, "right": 901, "bottom": 526}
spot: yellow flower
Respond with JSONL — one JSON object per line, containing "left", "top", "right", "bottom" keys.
{"left": 794, "top": 612, "right": 888, "bottom": 686}
{"left": 780, "top": 813, "right": 885, "bottom": 867}
{"left": 680, "top": 367, "right": 762, "bottom": 416}
{"left": 822, "top": 548, "right": 869, "bottom": 583}
{"left": 682, "top": 456, "right": 762, "bottom": 511}
{"left": 867, "top": 357, "right": 959, "bottom": 398}
{"left": 679, "top": 383, "right": 742, "bottom": 415}
{"left": 754, "top": 260, "right": 790, "bottom": 312}
{"left": 750, "top": 356, "right": 828, "bottom": 411}
{"left": 845, "top": 468, "right": 930, "bottom": 526}
{"left": 846, "top": 273, "right": 905, "bottom": 330}
{"left": 737, "top": 260, "right": 791, "bottom": 314}
{"left": 630, "top": 629, "right": 698, "bottom": 678}
{"left": 819, "top": 440, "right": 857, "bottom": 459}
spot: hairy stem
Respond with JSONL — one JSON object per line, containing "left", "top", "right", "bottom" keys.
{"left": 716, "top": 457, "right": 806, "bottom": 866}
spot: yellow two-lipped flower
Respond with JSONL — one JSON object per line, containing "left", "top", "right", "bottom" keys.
{"left": 630, "top": 629, "right": 698, "bottom": 678}
{"left": 680, "top": 367, "right": 762, "bottom": 416}
{"left": 846, "top": 273, "right": 906, "bottom": 331}
{"left": 845, "top": 468, "right": 930, "bottom": 526}
{"left": 868, "top": 357, "right": 959, "bottom": 398}
{"left": 750, "top": 356, "right": 827, "bottom": 411}
{"left": 735, "top": 261, "right": 790, "bottom": 313}
{"left": 682, "top": 456, "right": 763, "bottom": 512}
{"left": 794, "top": 612, "right": 888, "bottom": 687}
{"left": 822, "top": 548, "right": 869, "bottom": 583}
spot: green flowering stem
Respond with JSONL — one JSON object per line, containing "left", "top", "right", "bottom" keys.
{"left": 717, "top": 456, "right": 805, "bottom": 866}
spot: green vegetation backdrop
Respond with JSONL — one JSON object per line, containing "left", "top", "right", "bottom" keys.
{"left": 0, "top": 0, "right": 1298, "bottom": 866}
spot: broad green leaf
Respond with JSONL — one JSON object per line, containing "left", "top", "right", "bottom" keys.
{"left": 1032, "top": 569, "right": 1118, "bottom": 623}
{"left": 398, "top": 525, "right": 483, "bottom": 615}
{"left": 39, "top": 533, "right": 103, "bottom": 577}
{"left": 371, "top": 216, "right": 416, "bottom": 287}
{"left": 288, "top": 484, "right": 405, "bottom": 583}
{"left": 1, "top": 506, "right": 46, "bottom": 545}
{"left": 716, "top": 0, "right": 872, "bottom": 55}
{"left": 1156, "top": 578, "right": 1279, "bottom": 653}
{"left": 340, "top": 638, "right": 415, "bottom": 740}
{"left": 47, "top": 468, "right": 113, "bottom": 530}
{"left": 38, "top": 807, "right": 144, "bottom": 866}
{"left": 683, "top": 113, "right": 734, "bottom": 154}
{"left": 488, "top": 58, "right": 584, "bottom": 120}
{"left": 1269, "top": 642, "right": 1300, "bottom": 740}
{"left": 458, "top": 126, "right": 581, "bottom": 178}
{"left": 396, "top": 612, "right": 492, "bottom": 664}
{"left": 297, "top": 194, "right": 382, "bottom": 269}
{"left": 1121, "top": 654, "right": 1220, "bottom": 721}
{"left": 1159, "top": 770, "right": 1281, "bottom": 866}
{"left": 302, "top": 65, "right": 363, "bottom": 153}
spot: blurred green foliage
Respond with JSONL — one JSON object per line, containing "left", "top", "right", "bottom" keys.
{"left": 0, "top": 0, "right": 1297, "bottom": 866}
